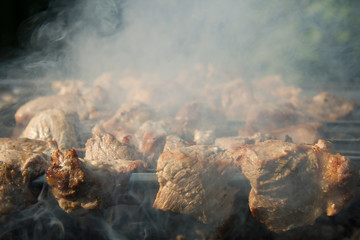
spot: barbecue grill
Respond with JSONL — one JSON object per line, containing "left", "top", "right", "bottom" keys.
{"left": 0, "top": 80, "right": 359, "bottom": 239}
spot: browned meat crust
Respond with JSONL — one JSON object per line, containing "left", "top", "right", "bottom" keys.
{"left": 234, "top": 139, "right": 359, "bottom": 233}
{"left": 153, "top": 144, "right": 240, "bottom": 227}
{"left": 15, "top": 94, "right": 94, "bottom": 127}
{"left": 46, "top": 149, "right": 147, "bottom": 213}
{"left": 303, "top": 92, "right": 356, "bottom": 121}
{"left": 21, "top": 109, "right": 79, "bottom": 149}
{"left": 215, "top": 133, "right": 271, "bottom": 151}
{"left": 0, "top": 138, "right": 57, "bottom": 215}
{"left": 0, "top": 138, "right": 58, "bottom": 155}
{"left": 85, "top": 133, "right": 142, "bottom": 162}
{"left": 269, "top": 122, "right": 322, "bottom": 144}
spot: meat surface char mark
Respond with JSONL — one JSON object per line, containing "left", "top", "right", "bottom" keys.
{"left": 46, "top": 135, "right": 147, "bottom": 213}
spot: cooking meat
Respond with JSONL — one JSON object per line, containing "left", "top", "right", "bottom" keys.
{"left": 244, "top": 103, "right": 308, "bottom": 134}
{"left": 85, "top": 133, "right": 142, "bottom": 163}
{"left": 251, "top": 75, "right": 302, "bottom": 108}
{"left": 153, "top": 144, "right": 240, "bottom": 227}
{"left": 21, "top": 109, "right": 79, "bottom": 149}
{"left": 221, "top": 79, "right": 256, "bottom": 121}
{"left": 176, "top": 101, "right": 225, "bottom": 130}
{"left": 303, "top": 92, "right": 356, "bottom": 121}
{"left": 234, "top": 139, "right": 359, "bottom": 233}
{"left": 124, "top": 76, "right": 189, "bottom": 115}
{"left": 215, "top": 133, "right": 271, "bottom": 151}
{"left": 162, "top": 135, "right": 193, "bottom": 152}
{"left": 51, "top": 80, "right": 90, "bottom": 96}
{"left": 269, "top": 122, "right": 322, "bottom": 144}
{"left": 0, "top": 138, "right": 58, "bottom": 155}
{"left": 46, "top": 148, "right": 147, "bottom": 213}
{"left": 91, "top": 72, "right": 128, "bottom": 111}
{"left": 101, "top": 102, "right": 154, "bottom": 136}
{"left": 134, "top": 120, "right": 167, "bottom": 168}
{"left": 176, "top": 101, "right": 225, "bottom": 142}
{"left": 0, "top": 138, "right": 57, "bottom": 215}
{"left": 15, "top": 94, "right": 94, "bottom": 127}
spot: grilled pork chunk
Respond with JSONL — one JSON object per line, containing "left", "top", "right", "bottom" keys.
{"left": 215, "top": 133, "right": 271, "bottom": 152}
{"left": 15, "top": 94, "right": 94, "bottom": 126}
{"left": 100, "top": 102, "right": 154, "bottom": 138}
{"left": 0, "top": 138, "right": 58, "bottom": 155}
{"left": 304, "top": 92, "right": 356, "bottom": 121}
{"left": 153, "top": 144, "right": 240, "bottom": 227}
{"left": 47, "top": 134, "right": 146, "bottom": 213}
{"left": 269, "top": 122, "right": 322, "bottom": 144}
{"left": 0, "top": 138, "right": 57, "bottom": 215}
{"left": 21, "top": 109, "right": 79, "bottom": 150}
{"left": 221, "top": 79, "right": 256, "bottom": 121}
{"left": 85, "top": 133, "right": 142, "bottom": 163}
{"left": 234, "top": 139, "right": 359, "bottom": 233}
{"left": 134, "top": 121, "right": 167, "bottom": 168}
{"left": 46, "top": 148, "right": 147, "bottom": 214}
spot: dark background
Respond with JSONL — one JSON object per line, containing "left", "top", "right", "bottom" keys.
{"left": 0, "top": 0, "right": 49, "bottom": 61}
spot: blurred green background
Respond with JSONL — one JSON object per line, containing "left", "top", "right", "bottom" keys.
{"left": 239, "top": 0, "right": 360, "bottom": 86}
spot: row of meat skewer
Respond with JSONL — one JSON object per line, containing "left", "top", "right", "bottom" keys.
{"left": 0, "top": 67, "right": 358, "bottom": 234}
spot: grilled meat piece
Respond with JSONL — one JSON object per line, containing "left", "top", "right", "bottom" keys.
{"left": 46, "top": 149, "right": 147, "bottom": 213}
{"left": 0, "top": 138, "right": 57, "bottom": 215}
{"left": 269, "top": 122, "right": 322, "bottom": 144}
{"left": 101, "top": 102, "right": 154, "bottom": 136}
{"left": 176, "top": 101, "right": 225, "bottom": 131}
{"left": 85, "top": 133, "right": 142, "bottom": 163}
{"left": 134, "top": 121, "right": 167, "bottom": 168}
{"left": 304, "top": 92, "right": 356, "bottom": 121}
{"left": 234, "top": 139, "right": 359, "bottom": 233}
{"left": 245, "top": 103, "right": 308, "bottom": 134}
{"left": 215, "top": 133, "right": 271, "bottom": 151}
{"left": 153, "top": 144, "right": 240, "bottom": 227}
{"left": 21, "top": 109, "right": 79, "bottom": 150}
{"left": 15, "top": 94, "right": 94, "bottom": 127}
{"left": 221, "top": 79, "right": 256, "bottom": 121}
{"left": 0, "top": 138, "right": 58, "bottom": 155}
{"left": 162, "top": 135, "right": 193, "bottom": 152}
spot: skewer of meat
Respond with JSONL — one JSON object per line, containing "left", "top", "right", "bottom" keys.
{"left": 233, "top": 139, "right": 359, "bottom": 232}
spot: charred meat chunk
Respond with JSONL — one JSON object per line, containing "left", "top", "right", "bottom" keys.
{"left": 234, "top": 139, "right": 359, "bottom": 233}
{"left": 153, "top": 144, "right": 240, "bottom": 227}
{"left": 46, "top": 149, "right": 147, "bottom": 213}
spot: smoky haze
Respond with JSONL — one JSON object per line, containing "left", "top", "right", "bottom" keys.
{"left": 5, "top": 0, "right": 311, "bottom": 83}
{"left": 2, "top": 0, "right": 359, "bottom": 88}
{"left": 68, "top": 0, "right": 298, "bottom": 80}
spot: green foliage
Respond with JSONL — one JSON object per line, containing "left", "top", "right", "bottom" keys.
{"left": 235, "top": 0, "right": 360, "bottom": 85}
